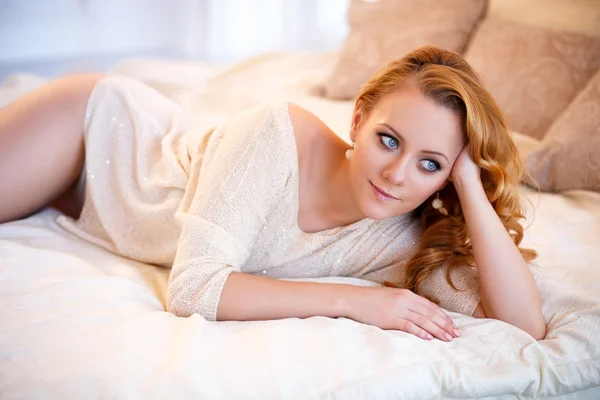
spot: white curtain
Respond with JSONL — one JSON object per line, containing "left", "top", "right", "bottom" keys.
{"left": 0, "top": 0, "right": 349, "bottom": 64}
{"left": 202, "top": 0, "right": 350, "bottom": 60}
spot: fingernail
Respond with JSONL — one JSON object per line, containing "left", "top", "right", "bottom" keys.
{"left": 454, "top": 328, "right": 460, "bottom": 337}
{"left": 427, "top": 334, "right": 433, "bottom": 340}
{"left": 445, "top": 333, "right": 453, "bottom": 341}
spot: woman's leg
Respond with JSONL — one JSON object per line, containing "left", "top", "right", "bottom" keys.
{"left": 0, "top": 73, "right": 105, "bottom": 223}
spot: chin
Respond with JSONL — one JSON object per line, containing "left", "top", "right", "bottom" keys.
{"left": 357, "top": 183, "right": 403, "bottom": 220}
{"left": 359, "top": 201, "right": 395, "bottom": 221}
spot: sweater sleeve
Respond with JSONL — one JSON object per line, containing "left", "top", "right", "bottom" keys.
{"left": 166, "top": 103, "right": 293, "bottom": 320}
{"left": 420, "top": 262, "right": 481, "bottom": 316}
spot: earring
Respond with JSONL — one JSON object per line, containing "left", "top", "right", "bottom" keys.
{"left": 345, "top": 142, "right": 355, "bottom": 160}
{"left": 432, "top": 192, "right": 448, "bottom": 216}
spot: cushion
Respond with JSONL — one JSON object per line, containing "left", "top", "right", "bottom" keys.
{"left": 523, "top": 68, "right": 600, "bottom": 192}
{"left": 465, "top": 18, "right": 600, "bottom": 139}
{"left": 488, "top": 0, "right": 600, "bottom": 36}
{"left": 315, "top": 0, "right": 488, "bottom": 100}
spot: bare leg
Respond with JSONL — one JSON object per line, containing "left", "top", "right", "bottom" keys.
{"left": 0, "top": 73, "right": 105, "bottom": 224}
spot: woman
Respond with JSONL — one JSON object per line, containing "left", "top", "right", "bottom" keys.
{"left": 0, "top": 46, "right": 546, "bottom": 341}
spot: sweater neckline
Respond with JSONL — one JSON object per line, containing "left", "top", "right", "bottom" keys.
{"left": 276, "top": 101, "right": 374, "bottom": 238}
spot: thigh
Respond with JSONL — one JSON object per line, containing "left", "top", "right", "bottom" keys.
{"left": 0, "top": 73, "right": 104, "bottom": 223}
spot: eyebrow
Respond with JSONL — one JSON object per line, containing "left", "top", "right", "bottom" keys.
{"left": 378, "top": 123, "right": 450, "bottom": 163}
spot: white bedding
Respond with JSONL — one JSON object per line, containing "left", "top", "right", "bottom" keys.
{"left": 1, "top": 52, "right": 599, "bottom": 399}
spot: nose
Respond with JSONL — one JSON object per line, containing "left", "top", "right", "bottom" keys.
{"left": 382, "top": 156, "right": 409, "bottom": 186}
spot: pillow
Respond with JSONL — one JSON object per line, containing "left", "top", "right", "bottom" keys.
{"left": 523, "top": 68, "right": 600, "bottom": 192}
{"left": 315, "top": 0, "right": 488, "bottom": 100}
{"left": 511, "top": 131, "right": 540, "bottom": 159}
{"left": 488, "top": 0, "right": 600, "bottom": 36}
{"left": 465, "top": 18, "right": 600, "bottom": 140}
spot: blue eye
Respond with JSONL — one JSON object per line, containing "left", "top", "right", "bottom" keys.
{"left": 420, "top": 160, "right": 440, "bottom": 172}
{"left": 379, "top": 134, "right": 398, "bottom": 150}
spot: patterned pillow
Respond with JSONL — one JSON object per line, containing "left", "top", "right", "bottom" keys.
{"left": 523, "top": 69, "right": 600, "bottom": 192}
{"left": 315, "top": 0, "right": 488, "bottom": 100}
{"left": 488, "top": 0, "right": 600, "bottom": 36}
{"left": 465, "top": 18, "right": 600, "bottom": 139}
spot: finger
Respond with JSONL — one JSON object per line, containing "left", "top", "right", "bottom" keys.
{"left": 405, "top": 297, "right": 457, "bottom": 338}
{"left": 406, "top": 310, "right": 454, "bottom": 342}
{"left": 429, "top": 306, "right": 459, "bottom": 337}
{"left": 409, "top": 295, "right": 458, "bottom": 336}
{"left": 397, "top": 319, "right": 434, "bottom": 341}
{"left": 425, "top": 305, "right": 459, "bottom": 338}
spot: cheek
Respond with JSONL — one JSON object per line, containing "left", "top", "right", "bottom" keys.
{"left": 352, "top": 143, "right": 379, "bottom": 175}
{"left": 348, "top": 154, "right": 368, "bottom": 197}
{"left": 406, "top": 172, "right": 445, "bottom": 198}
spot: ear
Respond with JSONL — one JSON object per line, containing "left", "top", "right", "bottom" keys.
{"left": 349, "top": 104, "right": 364, "bottom": 143}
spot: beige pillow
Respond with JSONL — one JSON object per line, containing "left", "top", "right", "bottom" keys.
{"left": 316, "top": 0, "right": 488, "bottom": 100}
{"left": 523, "top": 69, "right": 600, "bottom": 192}
{"left": 465, "top": 18, "right": 600, "bottom": 140}
{"left": 488, "top": 0, "right": 600, "bottom": 36}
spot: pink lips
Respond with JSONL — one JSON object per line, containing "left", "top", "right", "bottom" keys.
{"left": 370, "top": 181, "right": 400, "bottom": 201}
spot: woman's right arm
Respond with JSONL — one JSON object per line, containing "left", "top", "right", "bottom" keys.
{"left": 217, "top": 272, "right": 350, "bottom": 320}
{"left": 218, "top": 272, "right": 460, "bottom": 342}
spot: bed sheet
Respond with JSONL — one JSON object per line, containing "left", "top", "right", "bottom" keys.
{"left": 1, "top": 52, "right": 599, "bottom": 399}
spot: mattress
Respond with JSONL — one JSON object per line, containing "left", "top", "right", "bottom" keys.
{"left": 1, "top": 51, "right": 599, "bottom": 399}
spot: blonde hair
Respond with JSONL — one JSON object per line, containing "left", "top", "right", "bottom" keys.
{"left": 356, "top": 45, "right": 537, "bottom": 301}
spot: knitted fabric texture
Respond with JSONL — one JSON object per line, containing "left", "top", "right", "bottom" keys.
{"left": 57, "top": 76, "right": 481, "bottom": 321}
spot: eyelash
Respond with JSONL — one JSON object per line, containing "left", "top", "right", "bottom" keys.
{"left": 377, "top": 133, "right": 441, "bottom": 173}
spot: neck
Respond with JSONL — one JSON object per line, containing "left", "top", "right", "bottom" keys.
{"left": 312, "top": 152, "right": 366, "bottom": 230}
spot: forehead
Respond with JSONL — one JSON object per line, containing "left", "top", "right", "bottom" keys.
{"left": 367, "top": 85, "right": 465, "bottom": 150}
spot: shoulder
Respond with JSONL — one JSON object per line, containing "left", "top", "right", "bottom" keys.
{"left": 223, "top": 101, "right": 331, "bottom": 145}
{"left": 192, "top": 104, "right": 297, "bottom": 203}
{"left": 226, "top": 102, "right": 288, "bottom": 131}
{"left": 286, "top": 102, "right": 334, "bottom": 138}
{"left": 286, "top": 102, "right": 325, "bottom": 135}
{"left": 205, "top": 102, "right": 296, "bottom": 155}
{"left": 286, "top": 102, "right": 344, "bottom": 158}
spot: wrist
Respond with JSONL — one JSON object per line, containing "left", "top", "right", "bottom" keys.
{"left": 332, "top": 284, "right": 367, "bottom": 320}
{"left": 452, "top": 175, "right": 483, "bottom": 197}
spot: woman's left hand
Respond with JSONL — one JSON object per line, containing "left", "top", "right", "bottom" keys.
{"left": 451, "top": 144, "right": 481, "bottom": 185}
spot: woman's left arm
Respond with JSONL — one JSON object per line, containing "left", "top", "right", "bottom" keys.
{"left": 452, "top": 146, "right": 546, "bottom": 340}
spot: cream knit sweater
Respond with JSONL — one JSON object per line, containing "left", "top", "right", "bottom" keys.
{"left": 57, "top": 76, "right": 480, "bottom": 322}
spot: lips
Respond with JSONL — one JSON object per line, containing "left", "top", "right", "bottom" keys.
{"left": 370, "top": 181, "right": 400, "bottom": 201}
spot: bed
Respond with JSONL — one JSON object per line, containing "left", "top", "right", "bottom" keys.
{"left": 1, "top": 50, "right": 599, "bottom": 399}
{"left": 2, "top": 1, "right": 600, "bottom": 398}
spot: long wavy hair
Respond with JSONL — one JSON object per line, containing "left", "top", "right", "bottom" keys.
{"left": 355, "top": 45, "right": 537, "bottom": 301}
